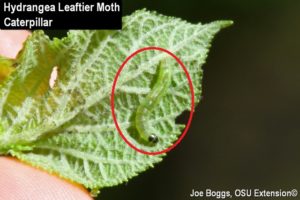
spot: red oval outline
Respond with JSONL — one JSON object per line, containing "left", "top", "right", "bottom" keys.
{"left": 111, "top": 47, "right": 195, "bottom": 155}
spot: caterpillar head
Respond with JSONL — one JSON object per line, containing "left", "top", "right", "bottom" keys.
{"left": 148, "top": 134, "right": 159, "bottom": 144}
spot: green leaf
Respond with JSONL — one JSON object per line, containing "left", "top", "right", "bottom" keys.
{"left": 0, "top": 56, "right": 15, "bottom": 84}
{"left": 0, "top": 10, "right": 232, "bottom": 195}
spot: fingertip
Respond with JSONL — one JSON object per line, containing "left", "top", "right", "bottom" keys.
{"left": 0, "top": 30, "right": 31, "bottom": 58}
{"left": 0, "top": 157, "right": 93, "bottom": 200}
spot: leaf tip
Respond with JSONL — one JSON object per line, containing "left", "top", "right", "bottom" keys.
{"left": 216, "top": 20, "right": 234, "bottom": 29}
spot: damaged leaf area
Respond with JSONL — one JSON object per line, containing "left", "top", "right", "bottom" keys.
{"left": 0, "top": 10, "right": 232, "bottom": 196}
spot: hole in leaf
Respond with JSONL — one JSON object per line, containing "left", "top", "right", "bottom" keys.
{"left": 49, "top": 66, "right": 58, "bottom": 88}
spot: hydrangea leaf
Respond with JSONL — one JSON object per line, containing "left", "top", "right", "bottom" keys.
{"left": 0, "top": 56, "right": 15, "bottom": 84}
{"left": 0, "top": 10, "right": 232, "bottom": 195}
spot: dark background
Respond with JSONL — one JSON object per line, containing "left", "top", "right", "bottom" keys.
{"left": 47, "top": 0, "right": 300, "bottom": 199}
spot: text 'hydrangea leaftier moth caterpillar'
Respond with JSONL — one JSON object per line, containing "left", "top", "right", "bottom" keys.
{"left": 135, "top": 59, "right": 172, "bottom": 145}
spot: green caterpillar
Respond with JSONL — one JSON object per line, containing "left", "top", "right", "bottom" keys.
{"left": 135, "top": 59, "right": 172, "bottom": 145}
